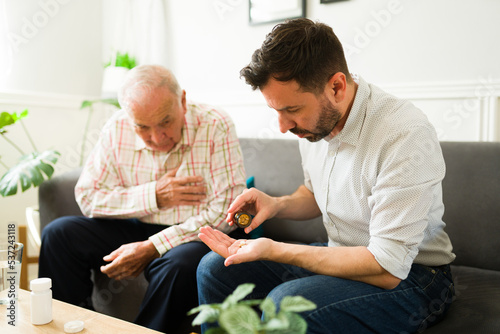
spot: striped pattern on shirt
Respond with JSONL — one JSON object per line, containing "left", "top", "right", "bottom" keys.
{"left": 75, "top": 102, "right": 246, "bottom": 255}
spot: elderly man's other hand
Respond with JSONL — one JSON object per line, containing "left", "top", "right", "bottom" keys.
{"left": 100, "top": 240, "right": 160, "bottom": 280}
{"left": 155, "top": 168, "right": 206, "bottom": 209}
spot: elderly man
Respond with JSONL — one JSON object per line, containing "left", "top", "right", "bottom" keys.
{"left": 39, "top": 65, "right": 246, "bottom": 333}
{"left": 197, "top": 19, "right": 455, "bottom": 334}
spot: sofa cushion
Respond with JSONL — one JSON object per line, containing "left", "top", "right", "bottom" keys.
{"left": 423, "top": 265, "right": 500, "bottom": 333}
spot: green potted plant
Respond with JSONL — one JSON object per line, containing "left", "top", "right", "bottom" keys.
{"left": 0, "top": 110, "right": 60, "bottom": 197}
{"left": 101, "top": 51, "right": 137, "bottom": 99}
{"left": 188, "top": 283, "right": 317, "bottom": 334}
{"left": 104, "top": 51, "right": 137, "bottom": 70}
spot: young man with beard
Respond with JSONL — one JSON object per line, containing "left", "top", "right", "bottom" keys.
{"left": 196, "top": 18, "right": 455, "bottom": 333}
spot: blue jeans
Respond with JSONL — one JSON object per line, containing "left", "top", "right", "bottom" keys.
{"left": 197, "top": 250, "right": 454, "bottom": 333}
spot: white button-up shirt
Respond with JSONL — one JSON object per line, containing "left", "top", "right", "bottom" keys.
{"left": 300, "top": 77, "right": 455, "bottom": 280}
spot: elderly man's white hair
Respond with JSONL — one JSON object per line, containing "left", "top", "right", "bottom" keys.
{"left": 118, "top": 65, "right": 182, "bottom": 112}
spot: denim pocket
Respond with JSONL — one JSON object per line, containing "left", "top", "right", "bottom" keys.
{"left": 412, "top": 265, "right": 455, "bottom": 332}
{"left": 409, "top": 264, "right": 439, "bottom": 290}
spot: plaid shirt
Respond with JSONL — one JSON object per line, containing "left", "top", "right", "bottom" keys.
{"left": 75, "top": 102, "right": 246, "bottom": 255}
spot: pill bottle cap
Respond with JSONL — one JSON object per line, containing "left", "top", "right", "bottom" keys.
{"left": 64, "top": 320, "right": 85, "bottom": 333}
{"left": 30, "top": 277, "right": 52, "bottom": 291}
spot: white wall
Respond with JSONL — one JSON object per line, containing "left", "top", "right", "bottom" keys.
{"left": 169, "top": 0, "right": 500, "bottom": 89}
{"left": 311, "top": 0, "right": 500, "bottom": 84}
{"left": 0, "top": 0, "right": 103, "bottom": 239}
{"left": 1, "top": 0, "right": 103, "bottom": 95}
{"left": 163, "top": 0, "right": 500, "bottom": 140}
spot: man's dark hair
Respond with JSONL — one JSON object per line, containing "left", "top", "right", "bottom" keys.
{"left": 240, "top": 18, "right": 352, "bottom": 94}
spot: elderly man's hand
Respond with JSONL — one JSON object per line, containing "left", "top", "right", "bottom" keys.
{"left": 100, "top": 240, "right": 160, "bottom": 280}
{"left": 155, "top": 168, "right": 207, "bottom": 209}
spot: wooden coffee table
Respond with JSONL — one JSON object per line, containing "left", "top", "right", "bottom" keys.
{"left": 0, "top": 289, "right": 162, "bottom": 333}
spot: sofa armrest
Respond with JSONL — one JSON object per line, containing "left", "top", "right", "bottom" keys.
{"left": 38, "top": 167, "right": 84, "bottom": 232}
{"left": 440, "top": 141, "right": 500, "bottom": 271}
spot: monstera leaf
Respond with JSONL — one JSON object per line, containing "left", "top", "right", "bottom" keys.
{"left": 0, "top": 149, "right": 60, "bottom": 196}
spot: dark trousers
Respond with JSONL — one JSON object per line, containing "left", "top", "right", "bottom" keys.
{"left": 38, "top": 216, "right": 210, "bottom": 333}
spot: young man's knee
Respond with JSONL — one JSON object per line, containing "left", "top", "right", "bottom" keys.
{"left": 197, "top": 251, "right": 225, "bottom": 279}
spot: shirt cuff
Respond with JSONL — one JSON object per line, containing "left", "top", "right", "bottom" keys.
{"left": 367, "top": 236, "right": 418, "bottom": 280}
{"left": 149, "top": 232, "right": 172, "bottom": 256}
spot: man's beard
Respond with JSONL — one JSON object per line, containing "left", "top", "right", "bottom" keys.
{"left": 290, "top": 97, "right": 342, "bottom": 142}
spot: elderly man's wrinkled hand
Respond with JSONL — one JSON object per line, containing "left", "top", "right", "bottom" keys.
{"left": 155, "top": 168, "right": 206, "bottom": 209}
{"left": 100, "top": 240, "right": 160, "bottom": 280}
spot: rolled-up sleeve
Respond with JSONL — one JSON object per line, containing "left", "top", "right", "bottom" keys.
{"left": 366, "top": 125, "right": 445, "bottom": 279}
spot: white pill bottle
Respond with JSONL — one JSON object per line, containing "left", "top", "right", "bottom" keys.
{"left": 30, "top": 277, "right": 53, "bottom": 325}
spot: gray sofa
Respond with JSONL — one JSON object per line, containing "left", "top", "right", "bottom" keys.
{"left": 39, "top": 138, "right": 500, "bottom": 333}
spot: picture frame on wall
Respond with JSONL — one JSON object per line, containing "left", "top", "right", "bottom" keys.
{"left": 249, "top": 0, "right": 306, "bottom": 25}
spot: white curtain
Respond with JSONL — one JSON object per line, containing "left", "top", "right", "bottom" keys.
{"left": 105, "top": 0, "right": 169, "bottom": 67}
{"left": 0, "top": 0, "right": 15, "bottom": 89}
{"left": 102, "top": 0, "right": 169, "bottom": 97}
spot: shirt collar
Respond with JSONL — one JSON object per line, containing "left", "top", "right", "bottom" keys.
{"left": 327, "top": 75, "right": 370, "bottom": 147}
{"left": 134, "top": 103, "right": 196, "bottom": 152}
